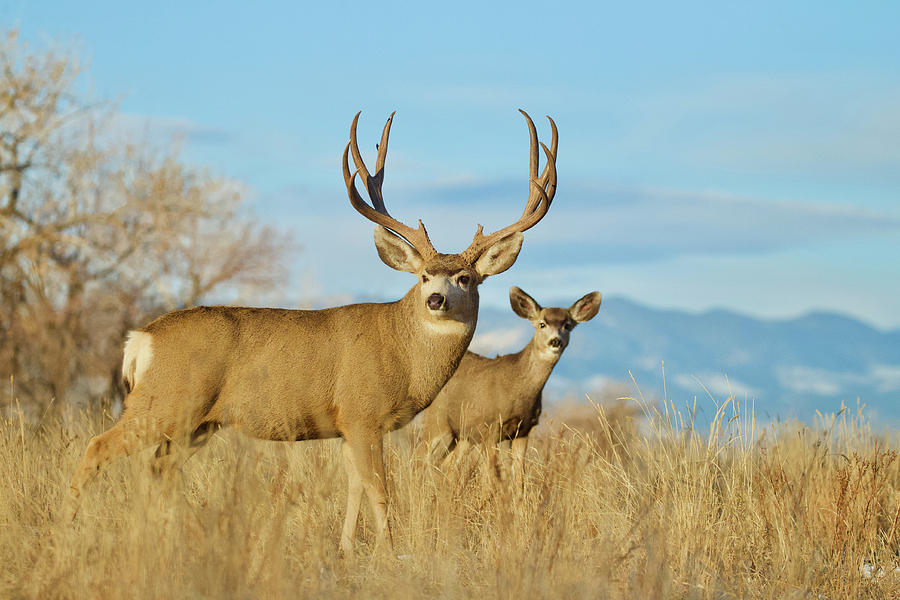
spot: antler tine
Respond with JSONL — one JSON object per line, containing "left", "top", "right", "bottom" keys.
{"left": 517, "top": 141, "right": 556, "bottom": 226}
{"left": 350, "top": 111, "right": 387, "bottom": 214}
{"left": 517, "top": 110, "right": 542, "bottom": 219}
{"left": 520, "top": 109, "right": 540, "bottom": 183}
{"left": 537, "top": 140, "right": 557, "bottom": 210}
{"left": 343, "top": 113, "right": 437, "bottom": 258}
{"left": 523, "top": 116, "right": 559, "bottom": 218}
{"left": 538, "top": 116, "right": 558, "bottom": 192}
{"left": 374, "top": 111, "right": 395, "bottom": 177}
{"left": 461, "top": 113, "right": 557, "bottom": 263}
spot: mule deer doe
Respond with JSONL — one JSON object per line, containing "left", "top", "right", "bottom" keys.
{"left": 68, "top": 110, "right": 558, "bottom": 555}
{"left": 419, "top": 286, "right": 600, "bottom": 485}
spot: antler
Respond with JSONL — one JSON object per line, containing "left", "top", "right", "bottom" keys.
{"left": 460, "top": 110, "right": 558, "bottom": 264}
{"left": 342, "top": 111, "right": 438, "bottom": 259}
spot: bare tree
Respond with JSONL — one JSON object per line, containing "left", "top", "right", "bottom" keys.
{"left": 0, "top": 30, "right": 293, "bottom": 417}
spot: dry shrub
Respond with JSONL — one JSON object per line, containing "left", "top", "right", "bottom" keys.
{"left": 534, "top": 382, "right": 642, "bottom": 459}
{"left": 1, "top": 30, "right": 294, "bottom": 416}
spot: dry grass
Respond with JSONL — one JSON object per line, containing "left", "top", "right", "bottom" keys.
{"left": 2, "top": 394, "right": 899, "bottom": 599}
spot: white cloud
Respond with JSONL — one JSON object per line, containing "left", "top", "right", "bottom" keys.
{"left": 587, "top": 73, "right": 900, "bottom": 177}
{"left": 674, "top": 372, "right": 759, "bottom": 399}
{"left": 776, "top": 366, "right": 845, "bottom": 396}
{"left": 870, "top": 364, "right": 900, "bottom": 393}
{"left": 637, "top": 355, "right": 663, "bottom": 371}
{"left": 587, "top": 374, "right": 617, "bottom": 390}
{"left": 469, "top": 327, "right": 527, "bottom": 356}
{"left": 107, "top": 113, "right": 234, "bottom": 147}
{"left": 305, "top": 176, "right": 900, "bottom": 270}
{"left": 772, "top": 365, "right": 898, "bottom": 397}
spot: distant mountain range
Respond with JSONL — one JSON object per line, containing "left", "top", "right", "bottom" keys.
{"left": 468, "top": 297, "right": 900, "bottom": 427}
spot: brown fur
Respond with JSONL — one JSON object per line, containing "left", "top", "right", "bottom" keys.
{"left": 124, "top": 295, "right": 473, "bottom": 442}
{"left": 420, "top": 288, "right": 601, "bottom": 482}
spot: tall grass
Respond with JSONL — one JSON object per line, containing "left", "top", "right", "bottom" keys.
{"left": 1, "top": 392, "right": 898, "bottom": 599}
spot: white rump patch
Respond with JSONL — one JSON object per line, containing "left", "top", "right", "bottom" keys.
{"left": 122, "top": 331, "right": 154, "bottom": 390}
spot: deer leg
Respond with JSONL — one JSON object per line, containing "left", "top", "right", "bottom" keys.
{"left": 420, "top": 430, "right": 454, "bottom": 466}
{"left": 151, "top": 439, "right": 176, "bottom": 477}
{"left": 69, "top": 413, "right": 167, "bottom": 499}
{"left": 366, "top": 436, "right": 394, "bottom": 552}
{"left": 151, "top": 422, "right": 220, "bottom": 476}
{"left": 339, "top": 440, "right": 365, "bottom": 556}
{"left": 511, "top": 436, "right": 529, "bottom": 495}
{"left": 440, "top": 437, "right": 474, "bottom": 474}
{"left": 451, "top": 438, "right": 473, "bottom": 462}
{"left": 340, "top": 433, "right": 394, "bottom": 554}
{"left": 497, "top": 438, "right": 512, "bottom": 478}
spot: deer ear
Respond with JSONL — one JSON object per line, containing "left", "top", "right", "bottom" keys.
{"left": 374, "top": 226, "right": 423, "bottom": 273}
{"left": 509, "top": 286, "right": 541, "bottom": 320}
{"left": 474, "top": 232, "right": 523, "bottom": 277}
{"left": 569, "top": 291, "right": 602, "bottom": 322}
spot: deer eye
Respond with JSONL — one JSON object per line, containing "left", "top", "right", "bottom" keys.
{"left": 539, "top": 322, "right": 546, "bottom": 328}
{"left": 563, "top": 322, "right": 573, "bottom": 331}
{"left": 458, "top": 275, "right": 470, "bottom": 286}
{"left": 422, "top": 274, "right": 430, "bottom": 283}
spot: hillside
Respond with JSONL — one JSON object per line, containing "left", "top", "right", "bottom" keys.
{"left": 469, "top": 297, "right": 900, "bottom": 425}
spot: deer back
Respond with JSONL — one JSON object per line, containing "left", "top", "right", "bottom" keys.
{"left": 123, "top": 287, "right": 476, "bottom": 442}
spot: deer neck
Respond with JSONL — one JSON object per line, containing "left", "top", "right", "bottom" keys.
{"left": 394, "top": 286, "right": 477, "bottom": 410}
{"left": 516, "top": 337, "right": 561, "bottom": 391}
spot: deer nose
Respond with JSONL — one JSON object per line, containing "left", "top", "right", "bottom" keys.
{"left": 426, "top": 293, "right": 446, "bottom": 311}
{"left": 548, "top": 338, "right": 562, "bottom": 348}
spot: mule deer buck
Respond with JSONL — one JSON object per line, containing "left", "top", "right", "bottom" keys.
{"left": 68, "top": 110, "right": 558, "bottom": 555}
{"left": 419, "top": 286, "right": 600, "bottom": 486}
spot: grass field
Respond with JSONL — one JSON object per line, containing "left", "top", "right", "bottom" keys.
{"left": 1, "top": 393, "right": 898, "bottom": 599}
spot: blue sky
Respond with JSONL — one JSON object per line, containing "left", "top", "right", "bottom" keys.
{"left": 8, "top": 1, "right": 900, "bottom": 328}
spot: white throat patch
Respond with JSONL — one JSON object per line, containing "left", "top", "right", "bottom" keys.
{"left": 423, "top": 318, "right": 472, "bottom": 336}
{"left": 536, "top": 346, "right": 563, "bottom": 362}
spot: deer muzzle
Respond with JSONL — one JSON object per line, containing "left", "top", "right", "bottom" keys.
{"left": 426, "top": 293, "right": 446, "bottom": 311}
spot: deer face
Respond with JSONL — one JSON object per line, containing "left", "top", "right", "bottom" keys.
{"left": 510, "top": 287, "right": 602, "bottom": 361}
{"left": 374, "top": 227, "right": 523, "bottom": 327}
{"left": 532, "top": 307, "right": 576, "bottom": 358}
